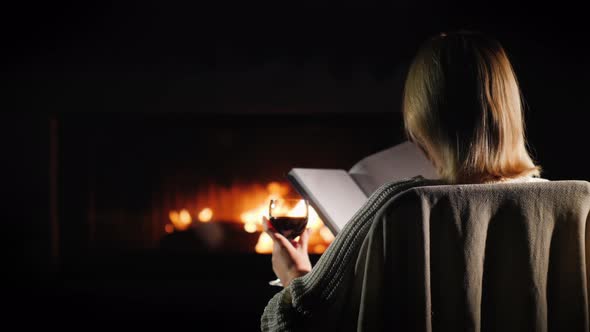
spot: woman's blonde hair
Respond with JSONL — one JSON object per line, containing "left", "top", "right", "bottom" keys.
{"left": 402, "top": 31, "right": 540, "bottom": 184}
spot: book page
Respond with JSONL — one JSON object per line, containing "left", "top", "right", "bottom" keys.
{"left": 287, "top": 168, "right": 368, "bottom": 234}
{"left": 349, "top": 141, "right": 438, "bottom": 195}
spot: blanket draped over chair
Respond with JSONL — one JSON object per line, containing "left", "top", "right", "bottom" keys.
{"left": 261, "top": 177, "right": 590, "bottom": 332}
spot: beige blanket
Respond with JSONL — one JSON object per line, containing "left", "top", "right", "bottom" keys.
{"left": 261, "top": 178, "right": 590, "bottom": 331}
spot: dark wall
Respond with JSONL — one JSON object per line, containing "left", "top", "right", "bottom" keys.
{"left": 4, "top": 3, "right": 589, "bottom": 115}
{"left": 2, "top": 114, "right": 57, "bottom": 277}
{"left": 5, "top": 1, "right": 590, "bottom": 272}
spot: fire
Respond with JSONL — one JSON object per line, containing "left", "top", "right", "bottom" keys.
{"left": 198, "top": 208, "right": 213, "bottom": 223}
{"left": 313, "top": 244, "right": 326, "bottom": 253}
{"left": 179, "top": 209, "right": 192, "bottom": 225}
{"left": 244, "top": 222, "right": 257, "bottom": 233}
{"left": 168, "top": 209, "right": 193, "bottom": 231}
{"left": 287, "top": 200, "right": 307, "bottom": 217}
{"left": 167, "top": 181, "right": 335, "bottom": 253}
{"left": 241, "top": 211, "right": 264, "bottom": 224}
{"left": 164, "top": 224, "right": 174, "bottom": 234}
{"left": 255, "top": 232, "right": 274, "bottom": 254}
{"left": 319, "top": 226, "right": 335, "bottom": 242}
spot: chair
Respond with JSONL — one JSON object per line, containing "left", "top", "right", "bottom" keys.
{"left": 351, "top": 180, "right": 590, "bottom": 332}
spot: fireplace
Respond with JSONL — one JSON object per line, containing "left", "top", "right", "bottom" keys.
{"left": 57, "top": 112, "right": 405, "bottom": 260}
{"left": 10, "top": 111, "right": 409, "bottom": 329}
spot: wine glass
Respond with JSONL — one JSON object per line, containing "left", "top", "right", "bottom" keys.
{"left": 267, "top": 198, "right": 309, "bottom": 287}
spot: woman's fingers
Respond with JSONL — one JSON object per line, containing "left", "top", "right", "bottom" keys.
{"left": 264, "top": 222, "right": 295, "bottom": 255}
{"left": 299, "top": 228, "right": 311, "bottom": 252}
{"left": 273, "top": 232, "right": 292, "bottom": 249}
{"left": 273, "top": 232, "right": 298, "bottom": 256}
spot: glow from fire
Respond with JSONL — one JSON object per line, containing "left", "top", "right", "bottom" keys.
{"left": 167, "top": 181, "right": 335, "bottom": 253}
{"left": 169, "top": 209, "right": 192, "bottom": 231}
{"left": 164, "top": 224, "right": 174, "bottom": 234}
{"left": 314, "top": 244, "right": 327, "bottom": 253}
{"left": 267, "top": 181, "right": 289, "bottom": 197}
{"left": 287, "top": 200, "right": 307, "bottom": 217}
{"left": 244, "top": 222, "right": 257, "bottom": 233}
{"left": 319, "top": 226, "right": 335, "bottom": 242}
{"left": 241, "top": 210, "right": 265, "bottom": 225}
{"left": 255, "top": 232, "right": 274, "bottom": 254}
{"left": 198, "top": 208, "right": 213, "bottom": 223}
{"left": 179, "top": 209, "right": 192, "bottom": 224}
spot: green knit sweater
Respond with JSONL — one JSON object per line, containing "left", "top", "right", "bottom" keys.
{"left": 261, "top": 176, "right": 436, "bottom": 331}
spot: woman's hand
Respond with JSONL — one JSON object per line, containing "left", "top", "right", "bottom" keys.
{"left": 263, "top": 216, "right": 312, "bottom": 287}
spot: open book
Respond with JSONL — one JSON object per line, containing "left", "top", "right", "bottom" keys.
{"left": 287, "top": 141, "right": 437, "bottom": 235}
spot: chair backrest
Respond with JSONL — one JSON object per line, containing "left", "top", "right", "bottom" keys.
{"left": 354, "top": 180, "right": 590, "bottom": 332}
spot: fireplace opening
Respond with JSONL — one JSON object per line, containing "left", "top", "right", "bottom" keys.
{"left": 161, "top": 180, "right": 333, "bottom": 254}
{"left": 58, "top": 112, "right": 405, "bottom": 260}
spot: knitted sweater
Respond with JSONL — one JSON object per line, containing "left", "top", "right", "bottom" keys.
{"left": 261, "top": 176, "right": 437, "bottom": 331}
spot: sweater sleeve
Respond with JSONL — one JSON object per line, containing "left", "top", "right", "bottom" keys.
{"left": 261, "top": 177, "right": 434, "bottom": 331}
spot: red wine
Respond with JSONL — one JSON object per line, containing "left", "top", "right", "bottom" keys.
{"left": 269, "top": 216, "right": 308, "bottom": 240}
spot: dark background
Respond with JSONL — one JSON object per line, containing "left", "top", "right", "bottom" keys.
{"left": 3, "top": 2, "right": 590, "bottom": 331}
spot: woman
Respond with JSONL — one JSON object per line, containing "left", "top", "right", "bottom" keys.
{"left": 261, "top": 31, "right": 544, "bottom": 331}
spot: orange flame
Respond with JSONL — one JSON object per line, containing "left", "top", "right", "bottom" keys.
{"left": 164, "top": 224, "right": 174, "bottom": 234}
{"left": 244, "top": 222, "right": 257, "bottom": 233}
{"left": 319, "top": 226, "right": 335, "bottom": 242}
{"left": 167, "top": 181, "right": 335, "bottom": 253}
{"left": 198, "top": 208, "right": 213, "bottom": 223}
{"left": 255, "top": 232, "right": 274, "bottom": 254}
{"left": 169, "top": 209, "right": 192, "bottom": 231}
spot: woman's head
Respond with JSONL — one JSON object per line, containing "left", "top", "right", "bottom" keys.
{"left": 402, "top": 31, "right": 540, "bottom": 184}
